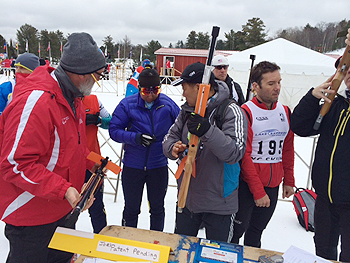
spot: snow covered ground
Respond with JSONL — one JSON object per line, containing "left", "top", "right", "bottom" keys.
{"left": 0, "top": 76, "right": 319, "bottom": 261}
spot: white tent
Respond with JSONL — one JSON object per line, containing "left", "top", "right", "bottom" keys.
{"left": 227, "top": 38, "right": 340, "bottom": 110}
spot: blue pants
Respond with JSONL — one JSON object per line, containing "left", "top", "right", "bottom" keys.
{"left": 121, "top": 165, "right": 168, "bottom": 231}
{"left": 85, "top": 170, "right": 107, "bottom": 233}
{"left": 231, "top": 180, "right": 279, "bottom": 248}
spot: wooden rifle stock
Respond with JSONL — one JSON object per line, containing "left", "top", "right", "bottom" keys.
{"left": 65, "top": 152, "right": 121, "bottom": 227}
{"left": 313, "top": 44, "right": 350, "bottom": 130}
{"left": 177, "top": 26, "right": 220, "bottom": 213}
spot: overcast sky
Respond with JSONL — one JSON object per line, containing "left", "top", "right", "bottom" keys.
{"left": 1, "top": 0, "right": 349, "bottom": 47}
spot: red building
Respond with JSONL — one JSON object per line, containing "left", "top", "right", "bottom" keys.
{"left": 154, "top": 48, "right": 237, "bottom": 77}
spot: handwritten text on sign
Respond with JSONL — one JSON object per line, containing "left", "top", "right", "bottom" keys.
{"left": 97, "top": 240, "right": 160, "bottom": 262}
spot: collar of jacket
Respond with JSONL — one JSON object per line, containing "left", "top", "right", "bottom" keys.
{"left": 54, "top": 65, "right": 84, "bottom": 117}
{"left": 254, "top": 96, "right": 278, "bottom": 110}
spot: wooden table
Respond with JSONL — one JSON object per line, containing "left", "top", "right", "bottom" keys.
{"left": 75, "top": 225, "right": 283, "bottom": 262}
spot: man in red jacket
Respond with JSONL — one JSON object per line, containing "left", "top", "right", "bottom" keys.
{"left": 0, "top": 32, "right": 106, "bottom": 263}
{"left": 231, "top": 61, "right": 295, "bottom": 248}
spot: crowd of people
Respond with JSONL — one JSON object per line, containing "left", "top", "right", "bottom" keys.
{"left": 0, "top": 29, "right": 349, "bottom": 262}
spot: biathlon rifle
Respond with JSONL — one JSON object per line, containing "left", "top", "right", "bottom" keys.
{"left": 65, "top": 152, "right": 121, "bottom": 227}
{"left": 313, "top": 32, "right": 350, "bottom": 130}
{"left": 175, "top": 26, "right": 220, "bottom": 213}
{"left": 245, "top": 54, "right": 256, "bottom": 102}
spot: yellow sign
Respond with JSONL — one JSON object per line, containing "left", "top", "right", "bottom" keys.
{"left": 49, "top": 227, "right": 170, "bottom": 262}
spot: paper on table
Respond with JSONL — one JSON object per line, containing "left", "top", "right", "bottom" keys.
{"left": 283, "top": 246, "right": 332, "bottom": 263}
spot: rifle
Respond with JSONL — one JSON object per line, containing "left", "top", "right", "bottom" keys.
{"left": 176, "top": 26, "right": 220, "bottom": 213}
{"left": 313, "top": 36, "right": 350, "bottom": 130}
{"left": 65, "top": 152, "right": 121, "bottom": 227}
{"left": 245, "top": 54, "right": 256, "bottom": 102}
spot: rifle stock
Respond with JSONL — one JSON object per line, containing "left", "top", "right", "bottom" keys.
{"left": 65, "top": 153, "right": 121, "bottom": 227}
{"left": 313, "top": 44, "right": 350, "bottom": 130}
{"left": 176, "top": 26, "right": 220, "bottom": 213}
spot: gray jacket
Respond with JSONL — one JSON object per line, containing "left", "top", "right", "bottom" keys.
{"left": 163, "top": 81, "right": 247, "bottom": 214}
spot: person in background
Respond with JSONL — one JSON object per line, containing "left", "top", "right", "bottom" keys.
{"left": 82, "top": 94, "right": 111, "bottom": 233}
{"left": 0, "top": 32, "right": 106, "bottom": 263}
{"left": 0, "top": 53, "right": 40, "bottom": 115}
{"left": 291, "top": 29, "right": 350, "bottom": 262}
{"left": 125, "top": 59, "right": 152, "bottom": 97}
{"left": 166, "top": 58, "right": 171, "bottom": 76}
{"left": 109, "top": 68, "right": 180, "bottom": 231}
{"left": 212, "top": 55, "right": 245, "bottom": 105}
{"left": 231, "top": 61, "right": 295, "bottom": 248}
{"left": 163, "top": 62, "right": 247, "bottom": 242}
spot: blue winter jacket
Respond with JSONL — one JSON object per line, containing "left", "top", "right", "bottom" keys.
{"left": 109, "top": 93, "right": 180, "bottom": 170}
{"left": 0, "top": 80, "right": 15, "bottom": 115}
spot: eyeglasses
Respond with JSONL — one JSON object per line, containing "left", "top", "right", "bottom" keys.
{"left": 140, "top": 86, "right": 161, "bottom": 96}
{"left": 94, "top": 71, "right": 106, "bottom": 80}
{"left": 90, "top": 71, "right": 106, "bottom": 88}
{"left": 214, "top": 65, "right": 228, "bottom": 70}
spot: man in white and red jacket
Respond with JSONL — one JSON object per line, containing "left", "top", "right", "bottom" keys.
{"left": 0, "top": 32, "right": 106, "bottom": 263}
{"left": 231, "top": 61, "right": 295, "bottom": 248}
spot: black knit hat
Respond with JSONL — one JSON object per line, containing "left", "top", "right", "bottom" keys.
{"left": 138, "top": 68, "right": 160, "bottom": 87}
{"left": 171, "top": 62, "right": 215, "bottom": 86}
{"left": 60, "top": 32, "right": 106, "bottom": 75}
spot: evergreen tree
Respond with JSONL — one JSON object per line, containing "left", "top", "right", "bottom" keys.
{"left": 242, "top": 17, "right": 267, "bottom": 48}
{"left": 186, "top": 31, "right": 197, "bottom": 49}
{"left": 175, "top": 40, "right": 184, "bottom": 48}
{"left": 145, "top": 40, "right": 162, "bottom": 65}
{"left": 16, "top": 24, "right": 39, "bottom": 54}
{"left": 196, "top": 32, "right": 210, "bottom": 49}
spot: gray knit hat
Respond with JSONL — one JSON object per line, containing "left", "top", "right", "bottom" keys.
{"left": 60, "top": 32, "right": 106, "bottom": 75}
{"left": 14, "top": 53, "right": 40, "bottom": 72}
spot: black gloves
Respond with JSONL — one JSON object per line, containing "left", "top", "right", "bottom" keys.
{"left": 136, "top": 133, "right": 156, "bottom": 147}
{"left": 187, "top": 113, "right": 210, "bottom": 137}
{"left": 86, "top": 113, "right": 101, "bottom": 126}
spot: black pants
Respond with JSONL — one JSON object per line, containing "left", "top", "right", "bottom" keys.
{"left": 5, "top": 215, "right": 74, "bottom": 263}
{"left": 231, "top": 180, "right": 279, "bottom": 248}
{"left": 85, "top": 170, "right": 107, "bottom": 233}
{"left": 121, "top": 165, "right": 168, "bottom": 231}
{"left": 314, "top": 194, "right": 350, "bottom": 261}
{"left": 175, "top": 206, "right": 235, "bottom": 243}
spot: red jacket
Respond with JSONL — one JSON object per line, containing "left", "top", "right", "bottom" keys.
{"left": 0, "top": 66, "right": 90, "bottom": 226}
{"left": 82, "top": 95, "right": 100, "bottom": 155}
{"left": 241, "top": 97, "right": 295, "bottom": 200}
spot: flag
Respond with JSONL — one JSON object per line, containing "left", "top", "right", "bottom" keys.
{"left": 3, "top": 42, "right": 6, "bottom": 50}
{"left": 140, "top": 48, "right": 143, "bottom": 62}
{"left": 25, "top": 40, "right": 28, "bottom": 52}
{"left": 16, "top": 43, "right": 18, "bottom": 50}
{"left": 38, "top": 42, "right": 41, "bottom": 55}
{"left": 104, "top": 45, "right": 108, "bottom": 57}
{"left": 60, "top": 41, "right": 63, "bottom": 53}
{"left": 117, "top": 45, "right": 120, "bottom": 59}
{"left": 47, "top": 42, "right": 50, "bottom": 52}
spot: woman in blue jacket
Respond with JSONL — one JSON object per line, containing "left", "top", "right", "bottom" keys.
{"left": 109, "top": 68, "right": 180, "bottom": 231}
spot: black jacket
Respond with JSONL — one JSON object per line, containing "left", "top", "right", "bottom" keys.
{"left": 291, "top": 88, "right": 350, "bottom": 204}
{"left": 224, "top": 75, "right": 245, "bottom": 106}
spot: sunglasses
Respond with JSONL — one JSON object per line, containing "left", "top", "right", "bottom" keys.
{"left": 214, "top": 65, "right": 228, "bottom": 70}
{"left": 140, "top": 86, "right": 161, "bottom": 96}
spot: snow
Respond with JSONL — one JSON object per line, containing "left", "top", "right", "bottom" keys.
{"left": 0, "top": 78, "right": 319, "bottom": 261}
